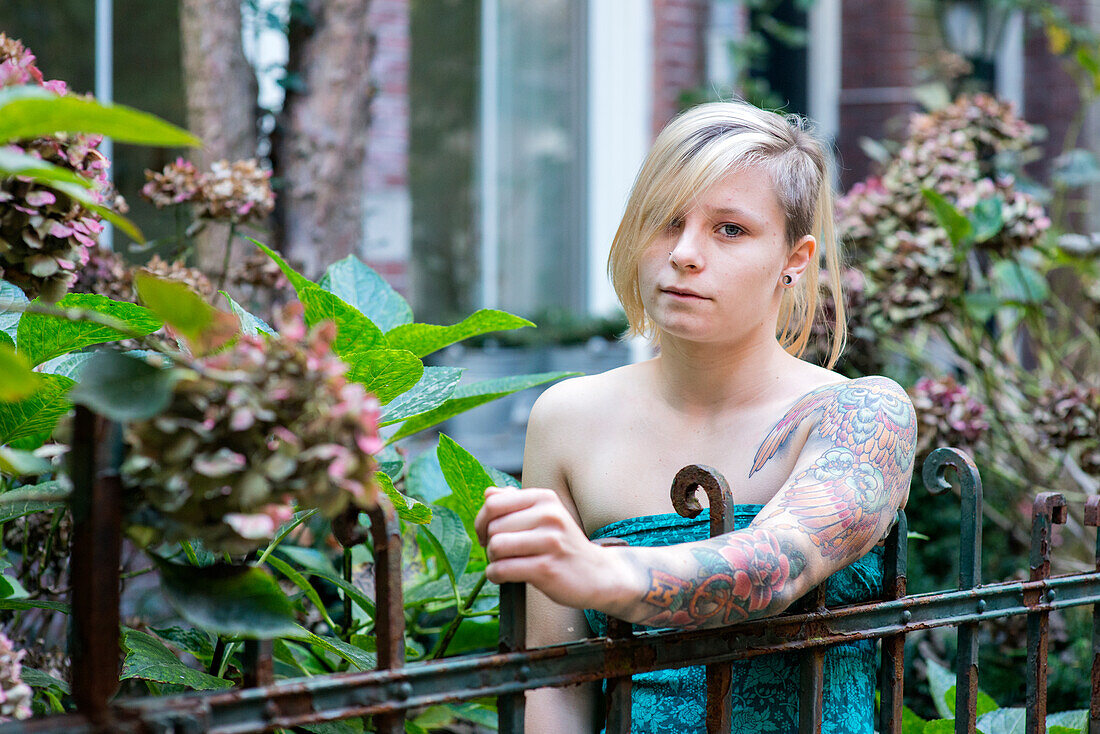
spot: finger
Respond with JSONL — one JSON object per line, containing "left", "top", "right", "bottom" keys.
{"left": 486, "top": 504, "right": 572, "bottom": 538}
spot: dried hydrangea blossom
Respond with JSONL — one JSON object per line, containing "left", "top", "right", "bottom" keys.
{"left": 838, "top": 94, "right": 1050, "bottom": 331}
{"left": 0, "top": 632, "right": 33, "bottom": 722}
{"left": 802, "top": 267, "right": 881, "bottom": 374}
{"left": 123, "top": 306, "right": 384, "bottom": 554}
{"left": 0, "top": 33, "right": 111, "bottom": 302}
{"left": 909, "top": 375, "right": 989, "bottom": 457}
{"left": 1034, "top": 383, "right": 1100, "bottom": 476}
{"left": 141, "top": 158, "right": 202, "bottom": 208}
{"left": 142, "top": 158, "right": 275, "bottom": 226}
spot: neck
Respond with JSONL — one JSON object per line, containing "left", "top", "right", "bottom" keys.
{"left": 652, "top": 331, "right": 794, "bottom": 415}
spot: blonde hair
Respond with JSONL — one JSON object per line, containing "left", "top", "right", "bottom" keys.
{"left": 608, "top": 101, "right": 846, "bottom": 368}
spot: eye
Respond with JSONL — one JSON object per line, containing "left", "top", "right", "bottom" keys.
{"left": 719, "top": 223, "right": 744, "bottom": 238}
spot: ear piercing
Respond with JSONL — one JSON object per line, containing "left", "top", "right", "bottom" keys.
{"left": 782, "top": 273, "right": 794, "bottom": 286}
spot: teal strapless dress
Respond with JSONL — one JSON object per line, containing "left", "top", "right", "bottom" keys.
{"left": 584, "top": 506, "right": 883, "bottom": 734}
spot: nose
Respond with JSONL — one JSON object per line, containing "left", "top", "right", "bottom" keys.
{"left": 668, "top": 226, "right": 704, "bottom": 271}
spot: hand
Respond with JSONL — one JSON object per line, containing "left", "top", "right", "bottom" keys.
{"left": 474, "top": 486, "right": 630, "bottom": 612}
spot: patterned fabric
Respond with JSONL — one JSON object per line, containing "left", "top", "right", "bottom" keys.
{"left": 584, "top": 506, "right": 883, "bottom": 734}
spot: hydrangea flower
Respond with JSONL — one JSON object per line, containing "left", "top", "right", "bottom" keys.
{"left": 0, "top": 34, "right": 113, "bottom": 303}
{"left": 123, "top": 306, "right": 384, "bottom": 554}
{"left": 0, "top": 633, "right": 33, "bottom": 722}
{"left": 909, "top": 376, "right": 989, "bottom": 457}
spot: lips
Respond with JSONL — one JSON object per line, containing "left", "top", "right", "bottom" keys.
{"left": 661, "top": 287, "right": 709, "bottom": 300}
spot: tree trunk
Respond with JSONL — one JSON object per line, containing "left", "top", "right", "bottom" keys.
{"left": 274, "top": 0, "right": 375, "bottom": 279}
{"left": 179, "top": 0, "right": 257, "bottom": 274}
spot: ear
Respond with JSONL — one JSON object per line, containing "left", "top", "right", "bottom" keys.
{"left": 784, "top": 234, "right": 817, "bottom": 279}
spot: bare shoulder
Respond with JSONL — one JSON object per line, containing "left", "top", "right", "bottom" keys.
{"left": 528, "top": 361, "right": 644, "bottom": 431}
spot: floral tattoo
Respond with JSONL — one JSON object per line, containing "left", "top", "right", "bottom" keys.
{"left": 633, "top": 377, "right": 915, "bottom": 629}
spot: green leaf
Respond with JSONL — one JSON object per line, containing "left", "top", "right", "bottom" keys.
{"left": 151, "top": 626, "right": 216, "bottom": 665}
{"left": 16, "top": 293, "right": 161, "bottom": 367}
{"left": 274, "top": 547, "right": 376, "bottom": 619}
{"left": 975, "top": 708, "right": 1025, "bottom": 734}
{"left": 922, "top": 721, "right": 956, "bottom": 734}
{"left": 380, "top": 366, "right": 463, "bottom": 426}
{"left": 0, "top": 446, "right": 51, "bottom": 477}
{"left": 319, "top": 255, "right": 412, "bottom": 332}
{"left": 297, "top": 287, "right": 384, "bottom": 355}
{"left": 36, "top": 351, "right": 95, "bottom": 380}
{"left": 249, "top": 238, "right": 313, "bottom": 293}
{"left": 1047, "top": 710, "right": 1088, "bottom": 731}
{"left": 343, "top": 348, "right": 423, "bottom": 405}
{"left": 0, "top": 479, "right": 69, "bottom": 511}
{"left": 0, "top": 147, "right": 93, "bottom": 189}
{"left": 20, "top": 666, "right": 69, "bottom": 695}
{"left": 1049, "top": 727, "right": 1079, "bottom": 734}
{"left": 68, "top": 351, "right": 177, "bottom": 422}
{"left": 990, "top": 261, "right": 1050, "bottom": 305}
{"left": 422, "top": 506, "right": 470, "bottom": 581}
{"left": 969, "top": 195, "right": 1005, "bottom": 243}
{"left": 945, "top": 684, "right": 998, "bottom": 717}
{"left": 924, "top": 657, "right": 956, "bottom": 720}
{"left": 1052, "top": 148, "right": 1100, "bottom": 188}
{"left": 133, "top": 271, "right": 235, "bottom": 351}
{"left": 0, "top": 374, "right": 74, "bottom": 447}
{"left": 0, "top": 344, "right": 38, "bottom": 401}
{"left": 901, "top": 706, "right": 927, "bottom": 734}
{"left": 120, "top": 628, "right": 233, "bottom": 690}
{"left": 0, "top": 598, "right": 69, "bottom": 613}
{"left": 390, "top": 372, "right": 575, "bottom": 442}
{"left": 287, "top": 628, "right": 376, "bottom": 671}
{"left": 384, "top": 309, "right": 534, "bottom": 358}
{"left": 922, "top": 188, "right": 972, "bottom": 249}
{"left": 221, "top": 292, "right": 274, "bottom": 336}
{"left": 376, "top": 471, "right": 431, "bottom": 524}
{"left": 407, "top": 449, "right": 451, "bottom": 503}
{"left": 297, "top": 720, "right": 365, "bottom": 734}
{"left": 0, "top": 86, "right": 200, "bottom": 147}
{"left": 156, "top": 560, "right": 300, "bottom": 638}
{"left": 436, "top": 434, "right": 494, "bottom": 563}
{"left": 962, "top": 292, "right": 1001, "bottom": 323}
{"left": 0, "top": 280, "right": 26, "bottom": 344}
{"left": 265, "top": 555, "right": 338, "bottom": 631}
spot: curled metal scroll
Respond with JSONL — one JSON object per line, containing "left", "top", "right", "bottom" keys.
{"left": 671, "top": 464, "right": 735, "bottom": 537}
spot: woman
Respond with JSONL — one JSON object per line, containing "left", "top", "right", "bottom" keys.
{"left": 474, "top": 101, "right": 917, "bottom": 733}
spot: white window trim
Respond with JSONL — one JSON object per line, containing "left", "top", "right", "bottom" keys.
{"left": 586, "top": 0, "right": 652, "bottom": 316}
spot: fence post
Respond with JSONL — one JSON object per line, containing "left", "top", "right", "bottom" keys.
{"left": 670, "top": 464, "right": 734, "bottom": 734}
{"left": 923, "top": 448, "right": 983, "bottom": 734}
{"left": 593, "top": 537, "right": 634, "bottom": 734}
{"left": 1026, "top": 493, "right": 1067, "bottom": 734}
{"left": 878, "top": 509, "right": 908, "bottom": 734}
{"left": 68, "top": 407, "right": 122, "bottom": 725}
{"left": 1084, "top": 496, "right": 1100, "bottom": 734}
{"left": 497, "top": 582, "right": 526, "bottom": 734}
{"left": 367, "top": 497, "right": 405, "bottom": 734}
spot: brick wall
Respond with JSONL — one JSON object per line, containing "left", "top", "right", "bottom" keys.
{"left": 1023, "top": 0, "right": 1090, "bottom": 182}
{"left": 363, "top": 0, "right": 411, "bottom": 294}
{"left": 651, "top": 0, "right": 709, "bottom": 136}
{"left": 836, "top": 0, "right": 920, "bottom": 191}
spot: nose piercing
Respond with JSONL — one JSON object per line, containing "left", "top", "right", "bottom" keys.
{"left": 782, "top": 273, "right": 794, "bottom": 286}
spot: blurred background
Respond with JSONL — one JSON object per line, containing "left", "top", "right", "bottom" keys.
{"left": 4, "top": 0, "right": 1095, "bottom": 322}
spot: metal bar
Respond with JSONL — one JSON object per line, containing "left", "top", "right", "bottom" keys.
{"left": 1026, "top": 493, "right": 1067, "bottom": 734}
{"left": 878, "top": 510, "right": 908, "bottom": 734}
{"left": 1085, "top": 496, "right": 1100, "bottom": 734}
{"left": 670, "top": 464, "right": 734, "bottom": 734}
{"left": 798, "top": 647, "right": 824, "bottom": 734}
{"left": 15, "top": 570, "right": 1100, "bottom": 734}
{"left": 366, "top": 497, "right": 404, "bottom": 734}
{"left": 242, "top": 640, "right": 274, "bottom": 689}
{"left": 595, "top": 538, "right": 634, "bottom": 734}
{"left": 497, "top": 582, "right": 526, "bottom": 734}
{"left": 798, "top": 582, "right": 827, "bottom": 734}
{"left": 923, "top": 448, "right": 982, "bottom": 734}
{"left": 68, "top": 407, "right": 121, "bottom": 724}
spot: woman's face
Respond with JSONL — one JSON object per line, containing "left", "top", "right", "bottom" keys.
{"left": 637, "top": 165, "right": 803, "bottom": 347}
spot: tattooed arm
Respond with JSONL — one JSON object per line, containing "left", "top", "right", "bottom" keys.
{"left": 476, "top": 376, "right": 917, "bottom": 630}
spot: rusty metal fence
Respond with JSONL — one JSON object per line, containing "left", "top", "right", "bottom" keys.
{"left": 6, "top": 410, "right": 1100, "bottom": 733}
